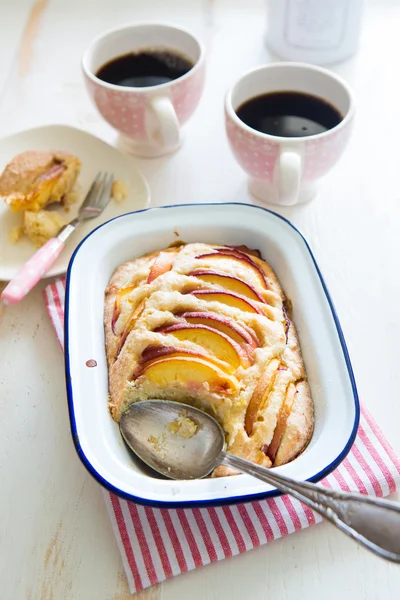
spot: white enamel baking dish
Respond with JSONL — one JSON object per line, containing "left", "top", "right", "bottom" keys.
{"left": 65, "top": 203, "right": 359, "bottom": 507}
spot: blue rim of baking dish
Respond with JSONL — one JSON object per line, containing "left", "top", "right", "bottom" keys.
{"left": 64, "top": 202, "right": 360, "bottom": 508}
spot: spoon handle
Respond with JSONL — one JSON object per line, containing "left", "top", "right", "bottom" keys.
{"left": 219, "top": 451, "right": 400, "bottom": 562}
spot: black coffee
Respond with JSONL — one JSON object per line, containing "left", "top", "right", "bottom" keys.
{"left": 96, "top": 49, "right": 194, "bottom": 88}
{"left": 236, "top": 91, "right": 343, "bottom": 137}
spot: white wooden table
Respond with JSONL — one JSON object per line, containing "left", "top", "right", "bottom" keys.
{"left": 1, "top": 1, "right": 400, "bottom": 598}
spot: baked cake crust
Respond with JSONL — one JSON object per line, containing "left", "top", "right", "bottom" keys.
{"left": 105, "top": 243, "right": 314, "bottom": 471}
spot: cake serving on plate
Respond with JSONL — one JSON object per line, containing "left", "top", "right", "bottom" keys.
{"left": 104, "top": 243, "right": 314, "bottom": 474}
{"left": 0, "top": 150, "right": 81, "bottom": 212}
{"left": 0, "top": 149, "right": 82, "bottom": 248}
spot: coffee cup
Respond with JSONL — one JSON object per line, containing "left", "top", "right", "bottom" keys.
{"left": 82, "top": 23, "right": 205, "bottom": 157}
{"left": 225, "top": 63, "right": 355, "bottom": 206}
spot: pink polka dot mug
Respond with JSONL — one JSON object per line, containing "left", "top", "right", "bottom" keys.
{"left": 225, "top": 63, "right": 355, "bottom": 206}
{"left": 83, "top": 23, "right": 205, "bottom": 157}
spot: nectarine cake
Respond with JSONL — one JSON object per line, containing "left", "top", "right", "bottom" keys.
{"left": 105, "top": 243, "right": 314, "bottom": 473}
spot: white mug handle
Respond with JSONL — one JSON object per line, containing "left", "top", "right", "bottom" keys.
{"left": 149, "top": 96, "right": 180, "bottom": 152}
{"left": 278, "top": 150, "right": 302, "bottom": 206}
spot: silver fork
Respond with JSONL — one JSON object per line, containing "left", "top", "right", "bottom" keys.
{"left": 1, "top": 172, "right": 114, "bottom": 306}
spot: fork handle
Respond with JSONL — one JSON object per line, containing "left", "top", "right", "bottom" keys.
{"left": 1, "top": 238, "right": 65, "bottom": 305}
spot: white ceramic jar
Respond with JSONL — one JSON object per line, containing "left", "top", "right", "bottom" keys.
{"left": 266, "top": 0, "right": 364, "bottom": 65}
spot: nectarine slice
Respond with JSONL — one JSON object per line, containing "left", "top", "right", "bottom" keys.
{"left": 158, "top": 323, "right": 251, "bottom": 368}
{"left": 9, "top": 163, "right": 66, "bottom": 212}
{"left": 190, "top": 289, "right": 262, "bottom": 314}
{"left": 177, "top": 311, "right": 260, "bottom": 349}
{"left": 226, "top": 245, "right": 261, "bottom": 259}
{"left": 141, "top": 344, "right": 186, "bottom": 364}
{"left": 147, "top": 250, "right": 178, "bottom": 284}
{"left": 137, "top": 345, "right": 235, "bottom": 375}
{"left": 245, "top": 358, "right": 280, "bottom": 435}
{"left": 111, "top": 285, "right": 136, "bottom": 334}
{"left": 115, "top": 299, "right": 146, "bottom": 358}
{"left": 141, "top": 356, "right": 238, "bottom": 393}
{"left": 189, "top": 270, "right": 264, "bottom": 302}
{"left": 196, "top": 251, "right": 268, "bottom": 290}
{"left": 282, "top": 302, "right": 291, "bottom": 343}
{"left": 267, "top": 382, "right": 296, "bottom": 464}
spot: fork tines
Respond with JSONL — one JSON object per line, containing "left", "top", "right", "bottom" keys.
{"left": 80, "top": 171, "right": 114, "bottom": 218}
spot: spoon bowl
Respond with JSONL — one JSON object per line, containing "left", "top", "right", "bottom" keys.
{"left": 120, "top": 400, "right": 225, "bottom": 479}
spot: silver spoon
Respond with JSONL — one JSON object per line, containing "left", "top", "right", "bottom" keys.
{"left": 120, "top": 400, "right": 400, "bottom": 563}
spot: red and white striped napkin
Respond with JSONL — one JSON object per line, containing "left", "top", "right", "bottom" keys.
{"left": 44, "top": 278, "right": 400, "bottom": 595}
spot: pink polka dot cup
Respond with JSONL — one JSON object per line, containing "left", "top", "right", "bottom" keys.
{"left": 225, "top": 63, "right": 355, "bottom": 206}
{"left": 83, "top": 23, "right": 205, "bottom": 157}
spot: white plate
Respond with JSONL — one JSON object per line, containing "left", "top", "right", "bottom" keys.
{"left": 0, "top": 125, "right": 150, "bottom": 281}
{"left": 65, "top": 203, "right": 359, "bottom": 507}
